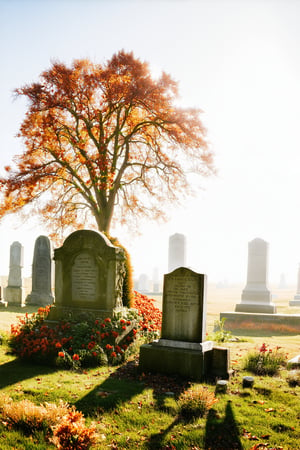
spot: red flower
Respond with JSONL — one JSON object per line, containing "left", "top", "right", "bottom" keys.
{"left": 92, "top": 351, "right": 98, "bottom": 357}
{"left": 105, "top": 317, "right": 111, "bottom": 323}
{"left": 111, "top": 352, "right": 117, "bottom": 358}
{"left": 58, "top": 352, "right": 65, "bottom": 358}
{"left": 120, "top": 319, "right": 126, "bottom": 324}
{"left": 106, "top": 344, "right": 113, "bottom": 350}
{"left": 72, "top": 354, "right": 80, "bottom": 361}
{"left": 55, "top": 342, "right": 62, "bottom": 348}
{"left": 95, "top": 320, "right": 99, "bottom": 325}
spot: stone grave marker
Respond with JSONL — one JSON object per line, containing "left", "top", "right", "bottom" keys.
{"left": 47, "top": 229, "right": 126, "bottom": 322}
{"left": 5, "top": 241, "right": 24, "bottom": 306}
{"left": 160, "top": 267, "right": 207, "bottom": 344}
{"left": 168, "top": 233, "right": 187, "bottom": 272}
{"left": 235, "top": 238, "right": 276, "bottom": 313}
{"left": 26, "top": 235, "right": 54, "bottom": 306}
{"left": 139, "top": 267, "right": 230, "bottom": 380}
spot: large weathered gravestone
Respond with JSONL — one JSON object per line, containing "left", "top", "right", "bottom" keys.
{"left": 290, "top": 264, "right": 300, "bottom": 306}
{"left": 26, "top": 236, "right": 54, "bottom": 306}
{"left": 139, "top": 267, "right": 230, "bottom": 380}
{"left": 5, "top": 241, "right": 25, "bottom": 307}
{"left": 168, "top": 233, "right": 187, "bottom": 272}
{"left": 47, "top": 230, "right": 126, "bottom": 322}
{"left": 235, "top": 238, "right": 276, "bottom": 313}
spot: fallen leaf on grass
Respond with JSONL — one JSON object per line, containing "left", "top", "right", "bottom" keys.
{"left": 264, "top": 408, "right": 276, "bottom": 412}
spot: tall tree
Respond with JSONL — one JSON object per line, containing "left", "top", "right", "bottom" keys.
{"left": 0, "top": 51, "right": 214, "bottom": 240}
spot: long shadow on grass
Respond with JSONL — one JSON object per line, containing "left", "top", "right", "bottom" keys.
{"left": 0, "top": 359, "right": 57, "bottom": 389}
{"left": 75, "top": 359, "right": 190, "bottom": 417}
{"left": 204, "top": 401, "right": 242, "bottom": 450}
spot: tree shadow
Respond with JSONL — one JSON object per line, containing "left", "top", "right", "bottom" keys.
{"left": 0, "top": 359, "right": 57, "bottom": 389}
{"left": 75, "top": 359, "right": 191, "bottom": 417}
{"left": 204, "top": 401, "right": 242, "bottom": 450}
{"left": 147, "top": 416, "right": 180, "bottom": 449}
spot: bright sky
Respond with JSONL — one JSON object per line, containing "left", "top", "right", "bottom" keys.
{"left": 1, "top": 0, "right": 300, "bottom": 286}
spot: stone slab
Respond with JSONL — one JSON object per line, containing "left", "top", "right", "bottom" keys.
{"left": 235, "top": 303, "right": 276, "bottom": 313}
{"left": 220, "top": 311, "right": 300, "bottom": 330}
{"left": 288, "top": 354, "right": 300, "bottom": 367}
{"left": 139, "top": 343, "right": 210, "bottom": 380}
{"left": 139, "top": 343, "right": 231, "bottom": 380}
{"left": 154, "top": 338, "right": 213, "bottom": 351}
{"left": 5, "top": 287, "right": 25, "bottom": 307}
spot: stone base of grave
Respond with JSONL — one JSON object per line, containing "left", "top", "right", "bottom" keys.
{"left": 139, "top": 340, "right": 231, "bottom": 381}
{"left": 5, "top": 287, "right": 25, "bottom": 307}
{"left": 289, "top": 295, "right": 300, "bottom": 306}
{"left": 46, "top": 305, "right": 128, "bottom": 323}
{"left": 220, "top": 312, "right": 300, "bottom": 332}
{"left": 237, "top": 288, "right": 276, "bottom": 313}
{"left": 26, "top": 292, "right": 54, "bottom": 306}
{"left": 288, "top": 354, "right": 300, "bottom": 368}
{"left": 235, "top": 302, "right": 277, "bottom": 313}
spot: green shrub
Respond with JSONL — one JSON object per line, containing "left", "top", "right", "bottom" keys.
{"left": 210, "top": 318, "right": 232, "bottom": 343}
{"left": 242, "top": 343, "right": 286, "bottom": 376}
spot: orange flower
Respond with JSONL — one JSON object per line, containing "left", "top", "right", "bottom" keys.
{"left": 72, "top": 354, "right": 80, "bottom": 361}
{"left": 58, "top": 352, "right": 64, "bottom": 358}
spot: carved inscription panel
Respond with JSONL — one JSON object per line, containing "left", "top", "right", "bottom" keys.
{"left": 164, "top": 275, "right": 199, "bottom": 312}
{"left": 71, "top": 252, "right": 99, "bottom": 302}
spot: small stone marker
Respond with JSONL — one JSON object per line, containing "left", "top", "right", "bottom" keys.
{"left": 242, "top": 376, "right": 254, "bottom": 388}
{"left": 290, "top": 264, "right": 300, "bottom": 306}
{"left": 26, "top": 236, "right": 54, "bottom": 306}
{"left": 47, "top": 230, "right": 126, "bottom": 322}
{"left": 216, "top": 380, "right": 228, "bottom": 393}
{"left": 235, "top": 238, "right": 276, "bottom": 313}
{"left": 5, "top": 241, "right": 25, "bottom": 307}
{"left": 288, "top": 354, "right": 300, "bottom": 368}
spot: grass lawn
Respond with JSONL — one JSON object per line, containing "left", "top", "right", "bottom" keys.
{"left": 0, "top": 285, "right": 299, "bottom": 449}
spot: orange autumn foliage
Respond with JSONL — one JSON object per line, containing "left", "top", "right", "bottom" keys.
{"left": 0, "top": 51, "right": 214, "bottom": 239}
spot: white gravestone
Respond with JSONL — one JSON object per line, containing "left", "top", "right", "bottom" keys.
{"left": 26, "top": 236, "right": 54, "bottom": 306}
{"left": 290, "top": 264, "right": 300, "bottom": 306}
{"left": 235, "top": 238, "right": 276, "bottom": 313}
{"left": 5, "top": 241, "right": 25, "bottom": 306}
{"left": 168, "top": 233, "right": 187, "bottom": 272}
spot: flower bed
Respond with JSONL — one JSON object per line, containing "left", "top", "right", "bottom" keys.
{"left": 9, "top": 291, "right": 162, "bottom": 369}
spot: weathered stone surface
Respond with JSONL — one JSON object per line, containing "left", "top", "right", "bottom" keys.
{"left": 235, "top": 238, "right": 276, "bottom": 313}
{"left": 5, "top": 241, "right": 24, "bottom": 307}
{"left": 26, "top": 236, "right": 54, "bottom": 306}
{"left": 47, "top": 230, "right": 126, "bottom": 322}
{"left": 161, "top": 267, "right": 207, "bottom": 342}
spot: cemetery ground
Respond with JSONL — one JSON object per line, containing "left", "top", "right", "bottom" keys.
{"left": 0, "top": 285, "right": 300, "bottom": 449}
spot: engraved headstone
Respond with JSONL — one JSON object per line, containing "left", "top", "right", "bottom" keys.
{"left": 47, "top": 229, "right": 126, "bottom": 322}
{"left": 138, "top": 267, "right": 227, "bottom": 381}
{"left": 26, "top": 236, "right": 54, "bottom": 306}
{"left": 168, "top": 233, "right": 187, "bottom": 272}
{"left": 5, "top": 241, "right": 25, "bottom": 306}
{"left": 290, "top": 263, "right": 300, "bottom": 306}
{"left": 161, "top": 267, "right": 207, "bottom": 343}
{"left": 235, "top": 238, "right": 276, "bottom": 313}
